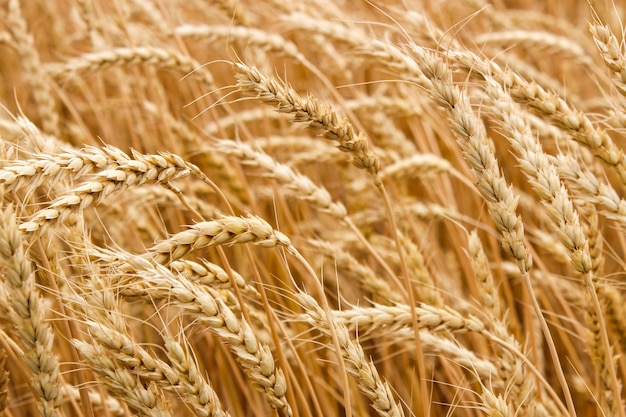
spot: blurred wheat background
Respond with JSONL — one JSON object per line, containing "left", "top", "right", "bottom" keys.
{"left": 0, "top": 0, "right": 626, "bottom": 416}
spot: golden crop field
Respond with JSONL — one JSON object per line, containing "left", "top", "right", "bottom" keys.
{"left": 0, "top": 0, "right": 625, "bottom": 416}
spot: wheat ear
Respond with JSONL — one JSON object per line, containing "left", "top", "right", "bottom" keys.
{"left": 46, "top": 46, "right": 215, "bottom": 90}
{"left": 232, "top": 62, "right": 381, "bottom": 180}
{"left": 0, "top": 145, "right": 111, "bottom": 194}
{"left": 216, "top": 139, "right": 348, "bottom": 219}
{"left": 143, "top": 214, "right": 293, "bottom": 264}
{"left": 327, "top": 303, "right": 485, "bottom": 335}
{"left": 0, "top": 204, "right": 63, "bottom": 417}
{"left": 397, "top": 42, "right": 577, "bottom": 415}
{"left": 445, "top": 47, "right": 626, "bottom": 185}
{"left": 7, "top": 0, "right": 58, "bottom": 137}
{"left": 297, "top": 292, "right": 405, "bottom": 417}
{"left": 78, "top": 274, "right": 230, "bottom": 417}
{"left": 484, "top": 75, "right": 624, "bottom": 417}
{"left": 73, "top": 341, "right": 172, "bottom": 417}
{"left": 19, "top": 147, "right": 193, "bottom": 233}
{"left": 91, "top": 248, "right": 292, "bottom": 416}
{"left": 556, "top": 154, "right": 626, "bottom": 228}
{"left": 590, "top": 24, "right": 626, "bottom": 96}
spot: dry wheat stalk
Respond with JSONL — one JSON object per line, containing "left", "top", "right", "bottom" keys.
{"left": 402, "top": 43, "right": 533, "bottom": 274}
{"left": 1, "top": 1, "right": 626, "bottom": 416}
{"left": 76, "top": 274, "right": 230, "bottom": 417}
{"left": 398, "top": 42, "right": 579, "bottom": 415}
{"left": 351, "top": 201, "right": 480, "bottom": 230}
{"left": 306, "top": 239, "right": 402, "bottom": 304}
{"left": 483, "top": 78, "right": 592, "bottom": 274}
{"left": 396, "top": 328, "right": 502, "bottom": 387}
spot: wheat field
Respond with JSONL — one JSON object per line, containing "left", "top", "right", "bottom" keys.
{"left": 0, "top": 0, "right": 626, "bottom": 416}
